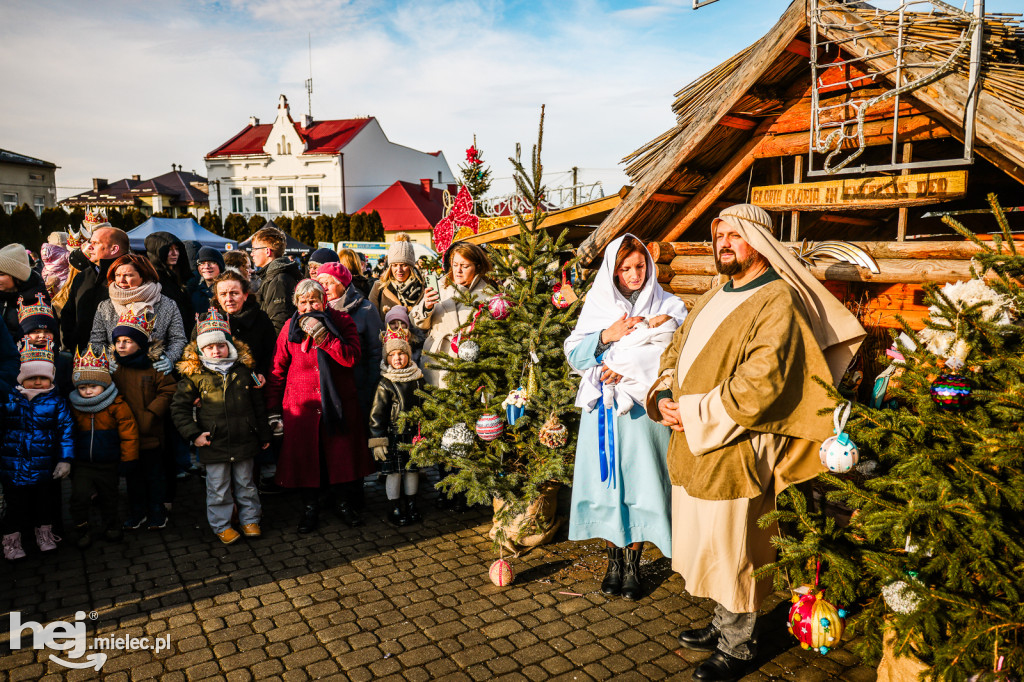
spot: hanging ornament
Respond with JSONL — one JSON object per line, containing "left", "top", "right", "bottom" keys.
{"left": 882, "top": 574, "right": 924, "bottom": 615}
{"left": 525, "top": 365, "right": 538, "bottom": 400}
{"left": 502, "top": 388, "right": 527, "bottom": 426}
{"left": 818, "top": 402, "right": 860, "bottom": 474}
{"left": 551, "top": 269, "right": 577, "bottom": 309}
{"left": 487, "top": 294, "right": 512, "bottom": 321}
{"left": 489, "top": 559, "right": 514, "bottom": 586}
{"left": 538, "top": 414, "right": 568, "bottom": 449}
{"left": 787, "top": 585, "right": 847, "bottom": 655}
{"left": 475, "top": 413, "right": 504, "bottom": 441}
{"left": 411, "top": 424, "right": 424, "bottom": 446}
{"left": 441, "top": 423, "right": 474, "bottom": 453}
{"left": 458, "top": 340, "right": 480, "bottom": 362}
{"left": 930, "top": 373, "right": 971, "bottom": 410}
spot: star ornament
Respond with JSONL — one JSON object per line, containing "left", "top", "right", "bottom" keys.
{"left": 434, "top": 185, "right": 479, "bottom": 253}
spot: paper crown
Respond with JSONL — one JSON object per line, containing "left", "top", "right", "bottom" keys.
{"left": 381, "top": 327, "right": 410, "bottom": 345}
{"left": 115, "top": 306, "right": 154, "bottom": 338}
{"left": 83, "top": 212, "right": 109, "bottom": 230}
{"left": 19, "top": 338, "right": 54, "bottom": 365}
{"left": 74, "top": 345, "right": 110, "bottom": 374}
{"left": 66, "top": 229, "right": 83, "bottom": 250}
{"left": 196, "top": 308, "right": 231, "bottom": 338}
{"left": 17, "top": 294, "right": 54, "bottom": 326}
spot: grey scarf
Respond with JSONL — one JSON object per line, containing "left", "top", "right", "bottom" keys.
{"left": 69, "top": 382, "right": 118, "bottom": 413}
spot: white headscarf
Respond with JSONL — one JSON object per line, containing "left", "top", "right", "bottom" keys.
{"left": 566, "top": 234, "right": 689, "bottom": 408}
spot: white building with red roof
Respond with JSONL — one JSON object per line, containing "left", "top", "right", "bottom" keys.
{"left": 204, "top": 95, "right": 454, "bottom": 219}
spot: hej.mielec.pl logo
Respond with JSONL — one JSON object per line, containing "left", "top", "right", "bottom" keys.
{"left": 9, "top": 610, "right": 171, "bottom": 670}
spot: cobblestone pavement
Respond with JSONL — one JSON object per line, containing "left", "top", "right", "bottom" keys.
{"left": 1, "top": 473, "right": 877, "bottom": 681}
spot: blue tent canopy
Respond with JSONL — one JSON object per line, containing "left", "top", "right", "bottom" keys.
{"left": 126, "top": 217, "right": 238, "bottom": 252}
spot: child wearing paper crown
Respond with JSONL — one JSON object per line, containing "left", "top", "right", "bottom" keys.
{"left": 108, "top": 307, "right": 177, "bottom": 532}
{"left": 17, "top": 294, "right": 73, "bottom": 396}
{"left": 0, "top": 340, "right": 74, "bottom": 560}
{"left": 171, "top": 308, "right": 271, "bottom": 545}
{"left": 68, "top": 346, "right": 139, "bottom": 548}
{"left": 367, "top": 327, "right": 425, "bottom": 526}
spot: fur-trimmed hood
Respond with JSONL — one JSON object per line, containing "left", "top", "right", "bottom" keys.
{"left": 107, "top": 340, "right": 165, "bottom": 372}
{"left": 176, "top": 338, "right": 255, "bottom": 377}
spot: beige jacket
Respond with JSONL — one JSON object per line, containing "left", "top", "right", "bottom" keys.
{"left": 410, "top": 276, "right": 491, "bottom": 386}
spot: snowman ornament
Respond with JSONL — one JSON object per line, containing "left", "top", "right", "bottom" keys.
{"left": 818, "top": 402, "right": 859, "bottom": 473}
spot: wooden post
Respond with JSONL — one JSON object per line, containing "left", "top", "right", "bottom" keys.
{"left": 897, "top": 142, "right": 912, "bottom": 241}
{"left": 790, "top": 155, "right": 803, "bottom": 241}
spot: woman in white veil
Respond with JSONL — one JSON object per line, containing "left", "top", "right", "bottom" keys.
{"left": 564, "top": 234, "right": 688, "bottom": 601}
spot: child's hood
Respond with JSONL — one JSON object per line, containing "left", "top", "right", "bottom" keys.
{"left": 177, "top": 339, "right": 255, "bottom": 377}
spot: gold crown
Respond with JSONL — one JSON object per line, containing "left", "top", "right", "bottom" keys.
{"left": 73, "top": 345, "right": 110, "bottom": 374}
{"left": 83, "top": 212, "right": 109, "bottom": 229}
{"left": 381, "top": 327, "right": 410, "bottom": 344}
{"left": 66, "top": 229, "right": 83, "bottom": 249}
{"left": 196, "top": 308, "right": 230, "bottom": 337}
{"left": 19, "top": 338, "right": 54, "bottom": 365}
{"left": 17, "top": 294, "right": 54, "bottom": 325}
{"left": 114, "top": 306, "right": 154, "bottom": 337}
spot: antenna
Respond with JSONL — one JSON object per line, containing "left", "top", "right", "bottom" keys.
{"left": 305, "top": 33, "right": 313, "bottom": 118}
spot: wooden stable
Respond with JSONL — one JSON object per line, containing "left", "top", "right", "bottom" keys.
{"left": 579, "top": 0, "right": 1024, "bottom": 340}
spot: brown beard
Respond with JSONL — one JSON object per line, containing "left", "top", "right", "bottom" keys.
{"left": 714, "top": 248, "right": 760, "bottom": 277}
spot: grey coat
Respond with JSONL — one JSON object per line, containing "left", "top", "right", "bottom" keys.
{"left": 329, "top": 285, "right": 383, "bottom": 418}
{"left": 89, "top": 295, "right": 188, "bottom": 363}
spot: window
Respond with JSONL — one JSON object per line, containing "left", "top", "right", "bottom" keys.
{"left": 34, "top": 196, "right": 45, "bottom": 216}
{"left": 230, "top": 188, "right": 243, "bottom": 213}
{"left": 306, "top": 186, "right": 320, "bottom": 213}
{"left": 438, "top": 171, "right": 442, "bottom": 183}
{"left": 254, "top": 187, "right": 268, "bottom": 213}
{"left": 279, "top": 186, "right": 294, "bottom": 212}
{"left": 28, "top": 173, "right": 43, "bottom": 181}
{"left": 2, "top": 193, "right": 16, "bottom": 213}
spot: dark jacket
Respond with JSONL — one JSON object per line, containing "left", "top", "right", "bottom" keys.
{"left": 70, "top": 394, "right": 139, "bottom": 464}
{"left": 0, "top": 388, "right": 74, "bottom": 487}
{"left": 329, "top": 285, "right": 383, "bottom": 417}
{"left": 0, "top": 271, "right": 50, "bottom": 341}
{"left": 0, "top": 323, "right": 19, "bottom": 392}
{"left": 351, "top": 274, "right": 372, "bottom": 299}
{"left": 368, "top": 375, "right": 424, "bottom": 452}
{"left": 111, "top": 343, "right": 178, "bottom": 451}
{"left": 257, "top": 257, "right": 302, "bottom": 333}
{"left": 187, "top": 277, "right": 215, "bottom": 321}
{"left": 61, "top": 255, "right": 115, "bottom": 352}
{"left": 191, "top": 297, "right": 277, "bottom": 378}
{"left": 171, "top": 340, "right": 271, "bottom": 464}
{"left": 145, "top": 231, "right": 194, "bottom": 335}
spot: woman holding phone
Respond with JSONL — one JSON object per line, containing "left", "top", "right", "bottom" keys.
{"left": 368, "top": 234, "right": 426, "bottom": 321}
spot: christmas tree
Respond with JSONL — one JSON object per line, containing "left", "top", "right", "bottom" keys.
{"left": 408, "top": 107, "right": 585, "bottom": 552}
{"left": 458, "top": 135, "right": 492, "bottom": 214}
{"left": 759, "top": 194, "right": 1024, "bottom": 680}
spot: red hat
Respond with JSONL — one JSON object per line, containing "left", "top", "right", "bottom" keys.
{"left": 315, "top": 262, "right": 352, "bottom": 289}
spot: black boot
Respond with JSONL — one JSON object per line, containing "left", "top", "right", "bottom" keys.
{"left": 621, "top": 545, "right": 643, "bottom": 601}
{"left": 388, "top": 498, "right": 409, "bottom": 527}
{"left": 692, "top": 650, "right": 750, "bottom": 681}
{"left": 404, "top": 496, "right": 421, "bottom": 524}
{"left": 450, "top": 493, "right": 469, "bottom": 513}
{"left": 677, "top": 624, "right": 720, "bottom": 652}
{"left": 75, "top": 523, "right": 92, "bottom": 550}
{"left": 601, "top": 546, "right": 624, "bottom": 596}
{"left": 298, "top": 504, "right": 319, "bottom": 534}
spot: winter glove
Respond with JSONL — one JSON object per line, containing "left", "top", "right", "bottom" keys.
{"left": 373, "top": 446, "right": 388, "bottom": 462}
{"left": 299, "top": 316, "right": 329, "bottom": 345}
{"left": 269, "top": 414, "right": 284, "bottom": 437}
{"left": 153, "top": 354, "right": 173, "bottom": 375}
{"left": 52, "top": 462, "right": 71, "bottom": 480}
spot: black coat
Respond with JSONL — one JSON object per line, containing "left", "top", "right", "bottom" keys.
{"left": 257, "top": 257, "right": 302, "bottom": 333}
{"left": 145, "top": 232, "right": 193, "bottom": 334}
{"left": 0, "top": 270, "right": 49, "bottom": 341}
{"left": 61, "top": 255, "right": 114, "bottom": 352}
{"left": 368, "top": 375, "right": 423, "bottom": 474}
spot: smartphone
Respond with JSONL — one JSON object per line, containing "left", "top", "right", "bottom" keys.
{"left": 426, "top": 272, "right": 440, "bottom": 297}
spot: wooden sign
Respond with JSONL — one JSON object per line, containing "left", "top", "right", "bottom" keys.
{"left": 750, "top": 170, "right": 967, "bottom": 211}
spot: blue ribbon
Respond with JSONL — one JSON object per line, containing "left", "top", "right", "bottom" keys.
{"left": 598, "top": 383, "right": 616, "bottom": 489}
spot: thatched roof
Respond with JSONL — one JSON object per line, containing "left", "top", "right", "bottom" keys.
{"left": 580, "top": 0, "right": 1024, "bottom": 263}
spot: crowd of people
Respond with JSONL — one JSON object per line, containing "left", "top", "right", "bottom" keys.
{"left": 0, "top": 215, "right": 473, "bottom": 557}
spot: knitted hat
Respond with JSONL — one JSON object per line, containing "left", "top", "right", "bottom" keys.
{"left": 18, "top": 338, "right": 55, "bottom": 384}
{"left": 316, "top": 262, "right": 352, "bottom": 289}
{"left": 0, "top": 243, "right": 32, "bottom": 282}
{"left": 382, "top": 327, "right": 411, "bottom": 358}
{"left": 195, "top": 246, "right": 225, "bottom": 273}
{"left": 386, "top": 239, "right": 415, "bottom": 266}
{"left": 196, "top": 308, "right": 232, "bottom": 349}
{"left": 112, "top": 306, "right": 154, "bottom": 348}
{"left": 17, "top": 294, "right": 58, "bottom": 336}
{"left": 384, "top": 305, "right": 411, "bottom": 329}
{"left": 72, "top": 346, "right": 112, "bottom": 388}
{"left": 309, "top": 248, "right": 340, "bottom": 265}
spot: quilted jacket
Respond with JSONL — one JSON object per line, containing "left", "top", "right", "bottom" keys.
{"left": 0, "top": 388, "right": 74, "bottom": 487}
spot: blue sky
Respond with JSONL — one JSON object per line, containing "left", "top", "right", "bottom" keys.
{"left": 2, "top": 0, "right": 1015, "bottom": 203}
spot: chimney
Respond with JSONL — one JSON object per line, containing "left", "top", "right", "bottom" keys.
{"left": 249, "top": 115, "right": 260, "bottom": 126}
{"left": 93, "top": 178, "right": 108, "bottom": 191}
{"left": 420, "top": 178, "right": 433, "bottom": 197}
{"left": 447, "top": 183, "right": 457, "bottom": 196}
{"left": 131, "top": 174, "right": 140, "bottom": 182}
{"left": 301, "top": 114, "right": 313, "bottom": 129}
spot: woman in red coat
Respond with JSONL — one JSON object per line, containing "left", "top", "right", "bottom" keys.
{"left": 266, "top": 279, "right": 374, "bottom": 533}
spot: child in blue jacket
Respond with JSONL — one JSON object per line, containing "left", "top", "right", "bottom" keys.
{"left": 0, "top": 340, "right": 74, "bottom": 560}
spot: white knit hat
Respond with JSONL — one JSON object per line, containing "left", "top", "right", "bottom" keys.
{"left": 0, "top": 243, "right": 31, "bottom": 282}
{"left": 387, "top": 239, "right": 415, "bottom": 266}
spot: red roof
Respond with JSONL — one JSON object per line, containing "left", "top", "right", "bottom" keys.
{"left": 206, "top": 118, "right": 373, "bottom": 158}
{"left": 358, "top": 181, "right": 450, "bottom": 232}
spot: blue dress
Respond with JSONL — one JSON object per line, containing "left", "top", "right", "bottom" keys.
{"left": 566, "top": 331, "right": 673, "bottom": 556}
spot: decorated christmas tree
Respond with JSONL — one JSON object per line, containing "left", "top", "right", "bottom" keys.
{"left": 760, "top": 194, "right": 1024, "bottom": 680}
{"left": 408, "top": 107, "right": 585, "bottom": 555}
{"left": 458, "top": 136, "right": 492, "bottom": 213}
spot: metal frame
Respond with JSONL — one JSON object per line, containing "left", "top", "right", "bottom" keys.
{"left": 807, "top": 0, "right": 984, "bottom": 177}
{"left": 692, "top": 0, "right": 722, "bottom": 8}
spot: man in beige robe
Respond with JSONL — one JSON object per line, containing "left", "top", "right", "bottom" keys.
{"left": 645, "top": 204, "right": 865, "bottom": 681}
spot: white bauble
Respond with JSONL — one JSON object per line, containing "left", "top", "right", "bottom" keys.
{"left": 819, "top": 433, "right": 859, "bottom": 473}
